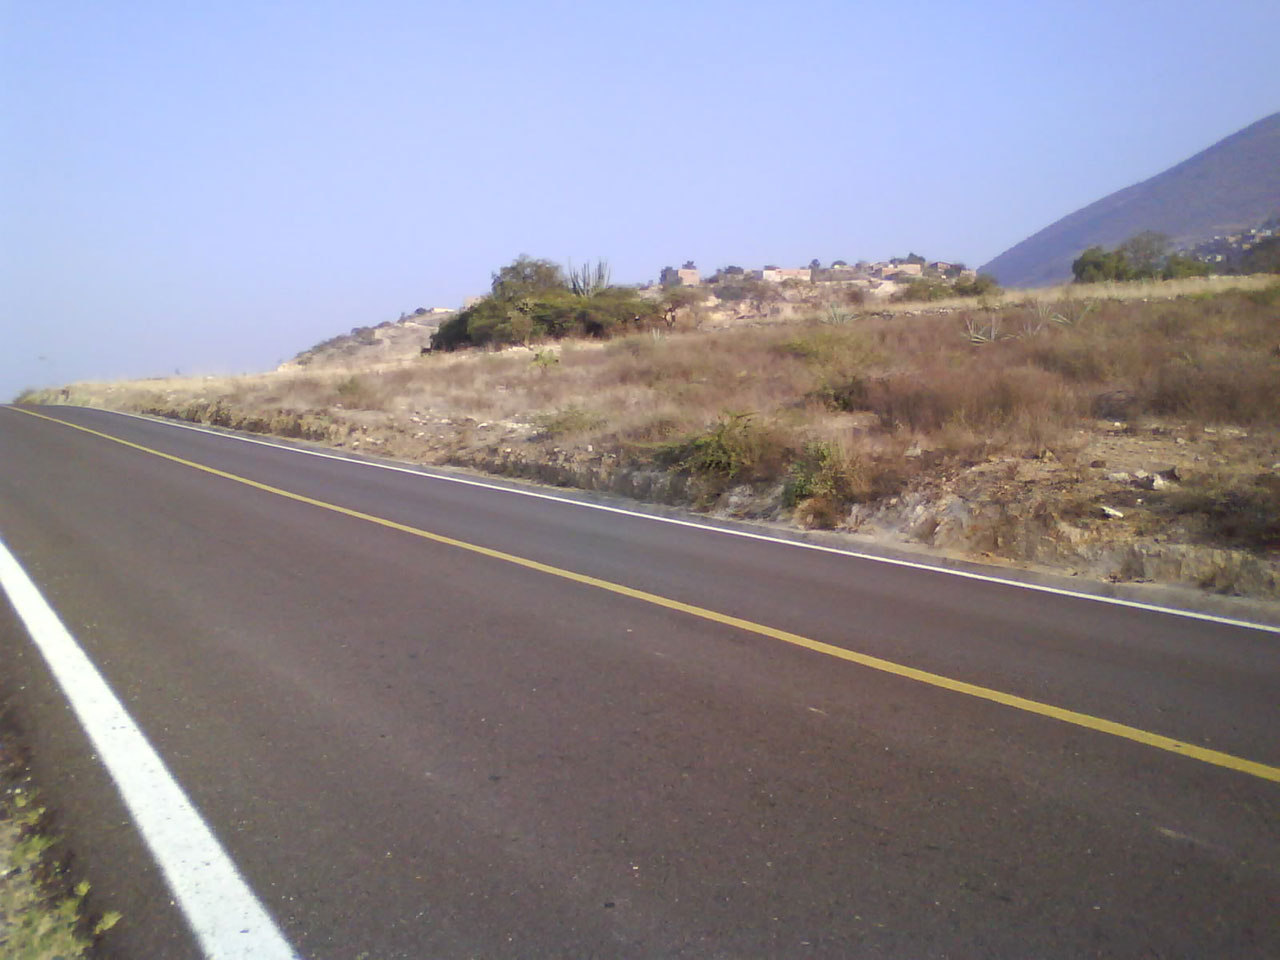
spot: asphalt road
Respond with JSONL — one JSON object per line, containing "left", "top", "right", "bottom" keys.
{"left": 1, "top": 405, "right": 1276, "bottom": 959}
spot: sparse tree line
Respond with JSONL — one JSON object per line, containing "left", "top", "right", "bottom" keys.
{"left": 1071, "top": 230, "right": 1280, "bottom": 284}
{"left": 430, "top": 253, "right": 1007, "bottom": 352}
{"left": 431, "top": 255, "right": 793, "bottom": 352}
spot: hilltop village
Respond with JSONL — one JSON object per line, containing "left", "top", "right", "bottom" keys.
{"left": 655, "top": 256, "right": 980, "bottom": 299}
{"left": 443, "top": 256, "right": 984, "bottom": 314}
{"left": 1186, "top": 216, "right": 1280, "bottom": 267}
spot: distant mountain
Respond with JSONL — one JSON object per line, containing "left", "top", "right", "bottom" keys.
{"left": 981, "top": 112, "right": 1280, "bottom": 287}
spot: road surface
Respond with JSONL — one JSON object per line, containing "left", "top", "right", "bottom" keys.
{"left": 1, "top": 405, "right": 1276, "bottom": 958}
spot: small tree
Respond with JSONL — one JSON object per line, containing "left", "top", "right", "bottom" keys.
{"left": 433, "top": 255, "right": 652, "bottom": 350}
{"left": 1162, "top": 253, "right": 1211, "bottom": 280}
{"left": 1118, "top": 231, "right": 1170, "bottom": 279}
{"left": 891, "top": 279, "right": 951, "bottom": 302}
{"left": 1072, "top": 246, "right": 1132, "bottom": 283}
{"left": 491, "top": 255, "right": 566, "bottom": 300}
{"left": 713, "top": 278, "right": 778, "bottom": 314}
{"left": 661, "top": 285, "right": 711, "bottom": 329}
{"left": 1238, "top": 237, "right": 1280, "bottom": 274}
{"left": 953, "top": 272, "right": 1000, "bottom": 297}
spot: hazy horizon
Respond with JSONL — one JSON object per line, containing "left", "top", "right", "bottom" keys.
{"left": 4, "top": 1, "right": 1279, "bottom": 400}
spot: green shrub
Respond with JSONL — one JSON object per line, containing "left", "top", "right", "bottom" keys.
{"left": 2, "top": 781, "right": 121, "bottom": 960}
{"left": 775, "top": 328, "right": 880, "bottom": 368}
{"left": 809, "top": 375, "right": 870, "bottom": 412}
{"left": 1162, "top": 254, "right": 1211, "bottom": 280}
{"left": 1073, "top": 245, "right": 1134, "bottom": 283}
{"left": 1244, "top": 281, "right": 1280, "bottom": 307}
{"left": 891, "top": 279, "right": 952, "bottom": 302}
{"left": 534, "top": 405, "right": 603, "bottom": 437}
{"left": 663, "top": 413, "right": 787, "bottom": 490}
{"left": 333, "top": 375, "right": 382, "bottom": 410}
{"left": 785, "top": 441, "right": 859, "bottom": 504}
{"left": 953, "top": 272, "right": 1001, "bottom": 298}
{"left": 711, "top": 279, "right": 779, "bottom": 310}
{"left": 1237, "top": 238, "right": 1280, "bottom": 275}
{"left": 531, "top": 349, "right": 560, "bottom": 372}
{"left": 892, "top": 274, "right": 999, "bottom": 301}
{"left": 430, "top": 256, "right": 661, "bottom": 350}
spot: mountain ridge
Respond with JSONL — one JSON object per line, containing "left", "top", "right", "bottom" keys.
{"left": 981, "top": 112, "right": 1280, "bottom": 287}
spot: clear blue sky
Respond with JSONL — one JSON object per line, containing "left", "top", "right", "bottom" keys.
{"left": 3, "top": 1, "right": 1278, "bottom": 399}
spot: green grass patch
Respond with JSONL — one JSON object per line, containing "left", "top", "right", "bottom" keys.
{"left": 1, "top": 773, "right": 120, "bottom": 959}
{"left": 533, "top": 405, "right": 605, "bottom": 437}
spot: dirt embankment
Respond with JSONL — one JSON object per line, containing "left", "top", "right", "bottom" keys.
{"left": 19, "top": 279, "right": 1280, "bottom": 602}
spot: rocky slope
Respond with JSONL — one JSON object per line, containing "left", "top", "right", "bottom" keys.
{"left": 279, "top": 310, "right": 453, "bottom": 370}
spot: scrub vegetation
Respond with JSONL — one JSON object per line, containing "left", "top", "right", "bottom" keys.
{"left": 430, "top": 256, "right": 663, "bottom": 350}
{"left": 18, "top": 275, "right": 1280, "bottom": 597}
{"left": 0, "top": 736, "right": 119, "bottom": 959}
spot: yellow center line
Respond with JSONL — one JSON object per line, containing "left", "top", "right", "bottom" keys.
{"left": 12, "top": 406, "right": 1280, "bottom": 784}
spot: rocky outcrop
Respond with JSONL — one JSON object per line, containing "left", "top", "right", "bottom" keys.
{"left": 845, "top": 483, "right": 1277, "bottom": 597}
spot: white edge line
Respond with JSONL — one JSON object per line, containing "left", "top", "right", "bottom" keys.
{"left": 0, "top": 538, "right": 300, "bottom": 960}
{"left": 37, "top": 406, "right": 1280, "bottom": 637}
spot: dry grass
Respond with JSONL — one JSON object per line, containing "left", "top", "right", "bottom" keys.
{"left": 872, "top": 272, "right": 1277, "bottom": 315}
{"left": 21, "top": 279, "right": 1280, "bottom": 549}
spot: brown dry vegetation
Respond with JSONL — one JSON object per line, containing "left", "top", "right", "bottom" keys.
{"left": 20, "top": 279, "right": 1280, "bottom": 598}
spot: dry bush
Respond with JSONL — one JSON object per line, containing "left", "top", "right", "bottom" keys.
{"left": 332, "top": 374, "right": 384, "bottom": 410}
{"left": 859, "top": 360, "right": 1080, "bottom": 443}
{"left": 1013, "top": 286, "right": 1280, "bottom": 425}
{"left": 1145, "top": 350, "right": 1280, "bottom": 424}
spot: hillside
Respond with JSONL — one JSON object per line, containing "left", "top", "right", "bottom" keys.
{"left": 20, "top": 276, "right": 1280, "bottom": 603}
{"left": 982, "top": 112, "right": 1280, "bottom": 287}
{"left": 280, "top": 310, "right": 453, "bottom": 370}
